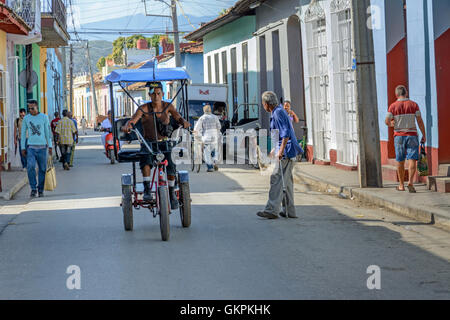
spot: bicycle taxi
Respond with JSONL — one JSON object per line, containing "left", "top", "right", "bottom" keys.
{"left": 105, "top": 67, "right": 192, "bottom": 241}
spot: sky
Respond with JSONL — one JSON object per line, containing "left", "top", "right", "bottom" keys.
{"left": 69, "top": 0, "right": 235, "bottom": 28}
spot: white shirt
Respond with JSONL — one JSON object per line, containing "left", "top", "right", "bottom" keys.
{"left": 101, "top": 118, "right": 112, "bottom": 130}
{"left": 194, "top": 113, "right": 221, "bottom": 144}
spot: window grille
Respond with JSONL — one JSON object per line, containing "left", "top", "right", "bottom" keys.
{"left": 331, "top": 1, "right": 358, "bottom": 166}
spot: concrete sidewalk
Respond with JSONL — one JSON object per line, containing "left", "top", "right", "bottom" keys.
{"left": 0, "top": 170, "right": 28, "bottom": 200}
{"left": 0, "top": 131, "right": 97, "bottom": 202}
{"left": 293, "top": 163, "right": 450, "bottom": 231}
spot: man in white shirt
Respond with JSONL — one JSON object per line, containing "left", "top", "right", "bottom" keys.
{"left": 193, "top": 105, "right": 222, "bottom": 172}
{"left": 100, "top": 111, "right": 113, "bottom": 146}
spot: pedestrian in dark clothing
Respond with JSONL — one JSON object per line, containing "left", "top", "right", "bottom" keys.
{"left": 14, "top": 108, "right": 27, "bottom": 170}
{"left": 51, "top": 111, "right": 61, "bottom": 160}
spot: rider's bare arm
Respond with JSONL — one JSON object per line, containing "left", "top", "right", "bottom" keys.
{"left": 123, "top": 107, "right": 145, "bottom": 132}
{"left": 168, "top": 104, "right": 190, "bottom": 128}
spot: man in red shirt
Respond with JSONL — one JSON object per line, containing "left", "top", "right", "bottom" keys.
{"left": 51, "top": 111, "right": 61, "bottom": 160}
{"left": 385, "top": 85, "right": 426, "bottom": 193}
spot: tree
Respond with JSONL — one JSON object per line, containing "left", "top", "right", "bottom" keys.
{"left": 96, "top": 56, "right": 106, "bottom": 71}
{"left": 219, "top": 8, "right": 229, "bottom": 16}
{"left": 108, "top": 34, "right": 168, "bottom": 65}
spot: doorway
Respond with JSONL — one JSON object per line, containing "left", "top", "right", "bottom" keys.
{"left": 287, "top": 15, "right": 307, "bottom": 138}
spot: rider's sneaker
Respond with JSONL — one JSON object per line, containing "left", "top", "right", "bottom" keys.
{"left": 169, "top": 187, "right": 179, "bottom": 210}
{"left": 143, "top": 181, "right": 153, "bottom": 202}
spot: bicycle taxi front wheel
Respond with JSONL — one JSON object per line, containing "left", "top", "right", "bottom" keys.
{"left": 158, "top": 186, "right": 170, "bottom": 241}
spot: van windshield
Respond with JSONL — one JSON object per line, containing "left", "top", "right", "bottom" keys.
{"left": 188, "top": 100, "right": 217, "bottom": 119}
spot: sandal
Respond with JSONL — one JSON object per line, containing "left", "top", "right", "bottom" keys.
{"left": 407, "top": 185, "right": 416, "bottom": 193}
{"left": 396, "top": 186, "right": 405, "bottom": 191}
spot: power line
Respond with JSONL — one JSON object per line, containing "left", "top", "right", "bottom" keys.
{"left": 175, "top": 0, "right": 195, "bottom": 29}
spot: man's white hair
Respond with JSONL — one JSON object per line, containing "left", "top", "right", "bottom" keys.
{"left": 262, "top": 91, "right": 279, "bottom": 107}
{"left": 203, "top": 104, "right": 212, "bottom": 114}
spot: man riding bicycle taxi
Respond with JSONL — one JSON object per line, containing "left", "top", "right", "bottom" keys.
{"left": 122, "top": 82, "right": 190, "bottom": 209}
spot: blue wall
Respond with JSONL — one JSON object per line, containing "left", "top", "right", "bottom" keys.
{"left": 182, "top": 53, "right": 203, "bottom": 84}
{"left": 204, "top": 16, "right": 256, "bottom": 54}
{"left": 45, "top": 48, "right": 64, "bottom": 120}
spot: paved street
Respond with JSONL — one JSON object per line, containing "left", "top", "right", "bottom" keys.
{"left": 0, "top": 132, "right": 449, "bottom": 299}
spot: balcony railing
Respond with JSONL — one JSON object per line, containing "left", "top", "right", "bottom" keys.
{"left": 41, "top": 0, "right": 66, "bottom": 31}
{"left": 6, "top": 0, "right": 36, "bottom": 29}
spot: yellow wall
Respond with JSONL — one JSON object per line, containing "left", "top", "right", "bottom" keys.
{"left": 0, "top": 30, "right": 6, "bottom": 69}
{"left": 40, "top": 47, "right": 47, "bottom": 114}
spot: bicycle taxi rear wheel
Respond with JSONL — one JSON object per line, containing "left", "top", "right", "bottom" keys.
{"left": 122, "top": 185, "right": 133, "bottom": 231}
{"left": 179, "top": 182, "right": 191, "bottom": 227}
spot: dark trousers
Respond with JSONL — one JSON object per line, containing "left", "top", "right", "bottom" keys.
{"left": 18, "top": 139, "right": 27, "bottom": 169}
{"left": 53, "top": 134, "right": 60, "bottom": 159}
{"left": 60, "top": 144, "right": 72, "bottom": 166}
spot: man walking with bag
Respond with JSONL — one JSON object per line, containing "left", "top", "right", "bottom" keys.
{"left": 257, "top": 91, "right": 303, "bottom": 219}
{"left": 385, "top": 85, "right": 426, "bottom": 193}
{"left": 21, "top": 100, "right": 53, "bottom": 198}
{"left": 55, "top": 110, "right": 77, "bottom": 171}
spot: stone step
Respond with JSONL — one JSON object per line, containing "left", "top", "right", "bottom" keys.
{"left": 382, "top": 165, "right": 406, "bottom": 182}
{"left": 438, "top": 164, "right": 450, "bottom": 177}
{"left": 428, "top": 176, "right": 450, "bottom": 193}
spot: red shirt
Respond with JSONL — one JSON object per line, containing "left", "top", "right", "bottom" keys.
{"left": 51, "top": 117, "right": 60, "bottom": 135}
{"left": 387, "top": 99, "right": 421, "bottom": 136}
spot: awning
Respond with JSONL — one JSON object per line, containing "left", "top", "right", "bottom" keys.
{"left": 105, "top": 67, "right": 190, "bottom": 84}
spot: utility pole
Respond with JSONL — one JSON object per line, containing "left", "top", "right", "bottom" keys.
{"left": 351, "top": 0, "right": 382, "bottom": 188}
{"left": 86, "top": 41, "right": 99, "bottom": 119}
{"left": 143, "top": 0, "right": 181, "bottom": 67}
{"left": 69, "top": 43, "right": 74, "bottom": 112}
{"left": 62, "top": 47, "right": 67, "bottom": 112}
{"left": 171, "top": 0, "right": 181, "bottom": 68}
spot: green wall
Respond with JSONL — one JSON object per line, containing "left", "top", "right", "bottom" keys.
{"left": 16, "top": 44, "right": 41, "bottom": 111}
{"left": 204, "top": 16, "right": 256, "bottom": 54}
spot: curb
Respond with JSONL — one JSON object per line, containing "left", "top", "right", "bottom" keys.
{"left": 1, "top": 175, "right": 28, "bottom": 201}
{"left": 293, "top": 166, "right": 450, "bottom": 231}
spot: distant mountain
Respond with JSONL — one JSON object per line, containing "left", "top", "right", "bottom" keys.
{"left": 67, "top": 13, "right": 217, "bottom": 74}
{"left": 71, "top": 13, "right": 218, "bottom": 42}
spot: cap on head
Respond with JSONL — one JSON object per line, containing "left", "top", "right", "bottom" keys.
{"left": 146, "top": 82, "right": 163, "bottom": 94}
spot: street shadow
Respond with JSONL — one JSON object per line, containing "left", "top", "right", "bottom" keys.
{"left": 0, "top": 202, "right": 449, "bottom": 299}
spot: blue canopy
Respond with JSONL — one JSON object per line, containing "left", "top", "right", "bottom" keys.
{"left": 105, "top": 67, "right": 190, "bottom": 83}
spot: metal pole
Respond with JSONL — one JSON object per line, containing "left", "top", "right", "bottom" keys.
{"left": 109, "top": 82, "right": 118, "bottom": 157}
{"left": 69, "top": 43, "right": 73, "bottom": 112}
{"left": 86, "top": 41, "right": 99, "bottom": 119}
{"left": 351, "top": 0, "right": 382, "bottom": 188}
{"left": 62, "top": 47, "right": 67, "bottom": 111}
{"left": 171, "top": 0, "right": 181, "bottom": 68}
